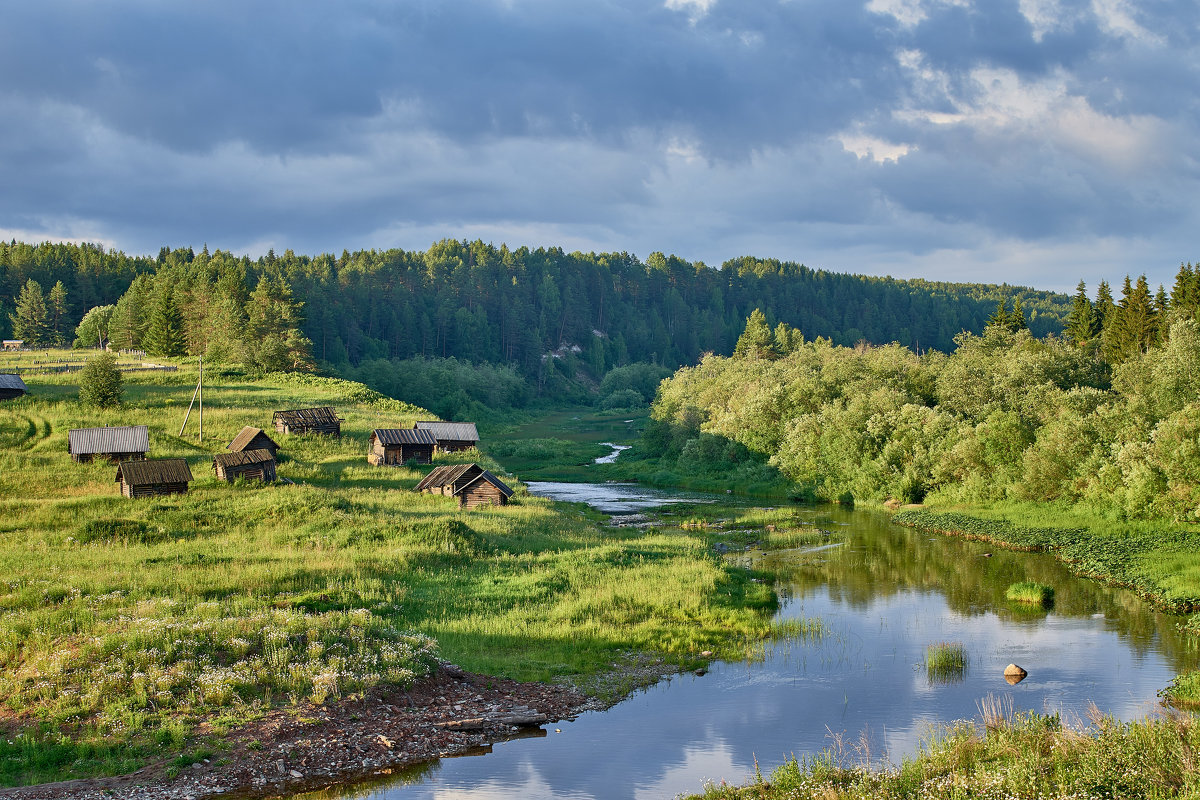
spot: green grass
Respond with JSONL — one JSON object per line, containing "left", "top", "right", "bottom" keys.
{"left": 690, "top": 707, "right": 1200, "bottom": 799}
{"left": 924, "top": 642, "right": 967, "bottom": 683}
{"left": 1006, "top": 580, "right": 1055, "bottom": 607}
{"left": 892, "top": 507, "right": 1200, "bottom": 616}
{"left": 0, "top": 351, "right": 802, "bottom": 786}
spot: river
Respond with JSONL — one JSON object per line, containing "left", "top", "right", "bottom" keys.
{"left": 312, "top": 483, "right": 1199, "bottom": 799}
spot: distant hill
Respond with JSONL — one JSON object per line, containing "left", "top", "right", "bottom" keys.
{"left": 0, "top": 238, "right": 1070, "bottom": 376}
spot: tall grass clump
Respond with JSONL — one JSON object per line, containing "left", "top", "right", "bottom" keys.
{"left": 925, "top": 642, "right": 967, "bottom": 683}
{"left": 1006, "top": 580, "right": 1054, "bottom": 607}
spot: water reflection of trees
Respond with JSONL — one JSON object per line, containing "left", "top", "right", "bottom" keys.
{"left": 758, "top": 510, "right": 1199, "bottom": 669}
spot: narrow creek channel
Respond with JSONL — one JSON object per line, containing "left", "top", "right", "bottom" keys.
{"left": 313, "top": 483, "right": 1200, "bottom": 800}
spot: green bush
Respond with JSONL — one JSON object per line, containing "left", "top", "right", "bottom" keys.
{"left": 77, "top": 353, "right": 123, "bottom": 408}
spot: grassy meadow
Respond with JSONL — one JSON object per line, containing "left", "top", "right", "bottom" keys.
{"left": 0, "top": 351, "right": 795, "bottom": 786}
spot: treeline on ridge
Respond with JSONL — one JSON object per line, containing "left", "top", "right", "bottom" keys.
{"left": 3, "top": 239, "right": 1068, "bottom": 389}
{"left": 645, "top": 264, "right": 1200, "bottom": 522}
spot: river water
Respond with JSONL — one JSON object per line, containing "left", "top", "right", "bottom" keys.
{"left": 318, "top": 483, "right": 1199, "bottom": 800}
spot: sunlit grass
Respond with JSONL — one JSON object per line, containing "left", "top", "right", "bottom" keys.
{"left": 925, "top": 642, "right": 967, "bottom": 683}
{"left": 0, "top": 352, "right": 801, "bottom": 785}
{"left": 1006, "top": 581, "right": 1055, "bottom": 607}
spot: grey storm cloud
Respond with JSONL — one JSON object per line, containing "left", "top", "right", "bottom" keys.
{"left": 1, "top": 0, "right": 1198, "bottom": 289}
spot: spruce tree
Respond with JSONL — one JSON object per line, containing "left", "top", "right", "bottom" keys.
{"left": 986, "top": 299, "right": 1011, "bottom": 331}
{"left": 1009, "top": 297, "right": 1027, "bottom": 331}
{"left": 1171, "top": 263, "right": 1199, "bottom": 319}
{"left": 9, "top": 279, "right": 49, "bottom": 347}
{"left": 47, "top": 280, "right": 69, "bottom": 346}
{"left": 144, "top": 289, "right": 185, "bottom": 357}
{"left": 733, "top": 309, "right": 779, "bottom": 359}
{"left": 1064, "top": 281, "right": 1097, "bottom": 345}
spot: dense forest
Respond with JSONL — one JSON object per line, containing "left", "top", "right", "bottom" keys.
{"left": 645, "top": 264, "right": 1200, "bottom": 522}
{"left": 2, "top": 239, "right": 1070, "bottom": 388}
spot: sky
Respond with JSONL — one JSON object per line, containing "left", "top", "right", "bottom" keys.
{"left": 1, "top": 0, "right": 1198, "bottom": 292}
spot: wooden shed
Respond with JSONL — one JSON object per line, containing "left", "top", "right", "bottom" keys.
{"left": 413, "top": 421, "right": 480, "bottom": 452}
{"left": 115, "top": 458, "right": 193, "bottom": 498}
{"left": 272, "top": 407, "right": 342, "bottom": 437}
{"left": 0, "top": 374, "right": 27, "bottom": 400}
{"left": 228, "top": 426, "right": 280, "bottom": 457}
{"left": 213, "top": 449, "right": 277, "bottom": 483}
{"left": 368, "top": 428, "right": 436, "bottom": 466}
{"left": 413, "top": 463, "right": 513, "bottom": 508}
{"left": 68, "top": 425, "right": 149, "bottom": 463}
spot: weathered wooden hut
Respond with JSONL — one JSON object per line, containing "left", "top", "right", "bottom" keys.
{"left": 115, "top": 458, "right": 193, "bottom": 498}
{"left": 272, "top": 407, "right": 341, "bottom": 437}
{"left": 68, "top": 425, "right": 149, "bottom": 463}
{"left": 0, "top": 374, "right": 27, "bottom": 400}
{"left": 2, "top": 340, "right": 24, "bottom": 351}
{"left": 413, "top": 463, "right": 513, "bottom": 508}
{"left": 413, "top": 421, "right": 480, "bottom": 452}
{"left": 227, "top": 426, "right": 280, "bottom": 457}
{"left": 213, "top": 448, "right": 277, "bottom": 483}
{"left": 368, "top": 428, "right": 437, "bottom": 466}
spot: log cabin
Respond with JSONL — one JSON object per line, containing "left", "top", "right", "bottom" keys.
{"left": 413, "top": 463, "right": 513, "bottom": 508}
{"left": 213, "top": 449, "right": 277, "bottom": 483}
{"left": 227, "top": 426, "right": 280, "bottom": 457}
{"left": 272, "top": 407, "right": 342, "bottom": 437}
{"left": 115, "top": 458, "right": 193, "bottom": 498}
{"left": 413, "top": 421, "right": 480, "bottom": 452}
{"left": 368, "top": 428, "right": 437, "bottom": 466}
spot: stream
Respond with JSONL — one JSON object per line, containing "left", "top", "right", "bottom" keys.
{"left": 316, "top": 483, "right": 1200, "bottom": 800}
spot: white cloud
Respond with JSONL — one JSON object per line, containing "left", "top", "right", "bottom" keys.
{"left": 866, "top": 0, "right": 970, "bottom": 29}
{"left": 1091, "top": 0, "right": 1163, "bottom": 44}
{"left": 665, "top": 0, "right": 717, "bottom": 22}
{"left": 838, "top": 134, "right": 913, "bottom": 163}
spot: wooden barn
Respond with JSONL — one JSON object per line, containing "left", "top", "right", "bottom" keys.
{"left": 368, "top": 428, "right": 437, "bottom": 466}
{"left": 413, "top": 463, "right": 513, "bottom": 508}
{"left": 413, "top": 421, "right": 480, "bottom": 452}
{"left": 227, "top": 426, "right": 280, "bottom": 457}
{"left": 213, "top": 449, "right": 277, "bottom": 483}
{"left": 115, "top": 458, "right": 193, "bottom": 498}
{"left": 68, "top": 425, "right": 149, "bottom": 463}
{"left": 272, "top": 407, "right": 341, "bottom": 437}
{"left": 0, "top": 374, "right": 27, "bottom": 400}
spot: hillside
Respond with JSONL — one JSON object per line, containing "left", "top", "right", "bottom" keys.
{"left": 0, "top": 352, "right": 789, "bottom": 786}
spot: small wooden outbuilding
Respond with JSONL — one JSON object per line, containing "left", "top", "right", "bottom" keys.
{"left": 213, "top": 449, "right": 277, "bottom": 483}
{"left": 68, "top": 425, "right": 149, "bottom": 463}
{"left": 368, "top": 428, "right": 437, "bottom": 466}
{"left": 272, "top": 407, "right": 342, "bottom": 437}
{"left": 227, "top": 426, "right": 280, "bottom": 457}
{"left": 115, "top": 458, "right": 193, "bottom": 498}
{"left": 413, "top": 463, "right": 513, "bottom": 508}
{"left": 413, "top": 421, "right": 480, "bottom": 452}
{"left": 2, "top": 340, "right": 23, "bottom": 351}
{"left": 0, "top": 374, "right": 27, "bottom": 400}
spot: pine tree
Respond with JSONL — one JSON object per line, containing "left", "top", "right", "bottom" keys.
{"left": 1009, "top": 298, "right": 1027, "bottom": 331}
{"left": 47, "top": 280, "right": 69, "bottom": 346}
{"left": 143, "top": 288, "right": 185, "bottom": 357}
{"left": 1064, "top": 281, "right": 1097, "bottom": 345}
{"left": 733, "top": 309, "right": 779, "bottom": 359}
{"left": 1095, "top": 280, "right": 1116, "bottom": 330}
{"left": 10, "top": 279, "right": 49, "bottom": 347}
{"left": 987, "top": 299, "right": 1011, "bottom": 331}
{"left": 1171, "top": 263, "right": 1199, "bottom": 319}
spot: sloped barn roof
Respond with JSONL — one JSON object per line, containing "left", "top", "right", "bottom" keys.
{"left": 69, "top": 425, "right": 149, "bottom": 455}
{"left": 228, "top": 426, "right": 279, "bottom": 452}
{"left": 115, "top": 458, "right": 193, "bottom": 486}
{"left": 0, "top": 374, "right": 27, "bottom": 392}
{"left": 413, "top": 463, "right": 512, "bottom": 497}
{"left": 371, "top": 428, "right": 437, "bottom": 446}
{"left": 413, "top": 421, "right": 479, "bottom": 442}
{"left": 273, "top": 407, "right": 341, "bottom": 426}
{"left": 213, "top": 449, "right": 275, "bottom": 468}
{"left": 462, "top": 469, "right": 513, "bottom": 498}
{"left": 413, "top": 463, "right": 481, "bottom": 492}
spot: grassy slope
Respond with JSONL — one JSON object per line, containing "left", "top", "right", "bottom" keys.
{"left": 0, "top": 353, "right": 790, "bottom": 786}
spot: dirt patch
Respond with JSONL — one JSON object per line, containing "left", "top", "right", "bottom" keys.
{"left": 1, "top": 663, "right": 599, "bottom": 800}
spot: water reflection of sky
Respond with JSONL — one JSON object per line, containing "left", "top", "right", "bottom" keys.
{"left": 324, "top": 489, "right": 1198, "bottom": 800}
{"left": 525, "top": 481, "right": 720, "bottom": 513}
